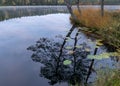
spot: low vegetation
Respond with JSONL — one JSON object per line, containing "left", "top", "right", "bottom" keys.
{"left": 92, "top": 68, "right": 120, "bottom": 86}
{"left": 70, "top": 8, "right": 120, "bottom": 52}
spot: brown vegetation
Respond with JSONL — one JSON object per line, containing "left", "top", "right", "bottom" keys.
{"left": 70, "top": 8, "right": 120, "bottom": 50}
{"left": 71, "top": 8, "right": 112, "bottom": 29}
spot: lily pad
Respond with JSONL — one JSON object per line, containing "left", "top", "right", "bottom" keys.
{"left": 87, "top": 53, "right": 110, "bottom": 60}
{"left": 96, "top": 42, "right": 103, "bottom": 46}
{"left": 65, "top": 46, "right": 73, "bottom": 49}
{"left": 85, "top": 48, "right": 91, "bottom": 52}
{"left": 67, "top": 50, "right": 74, "bottom": 55}
{"left": 75, "top": 45, "right": 82, "bottom": 48}
{"left": 63, "top": 60, "right": 72, "bottom": 65}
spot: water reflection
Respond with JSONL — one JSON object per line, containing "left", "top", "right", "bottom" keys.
{"left": 0, "top": 14, "right": 71, "bottom": 86}
{"left": 0, "top": 13, "right": 118, "bottom": 86}
{"left": 27, "top": 25, "right": 96, "bottom": 85}
{"left": 27, "top": 22, "right": 119, "bottom": 85}
{"left": 0, "top": 6, "right": 68, "bottom": 21}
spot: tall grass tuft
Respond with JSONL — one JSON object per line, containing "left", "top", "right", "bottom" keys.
{"left": 71, "top": 8, "right": 112, "bottom": 29}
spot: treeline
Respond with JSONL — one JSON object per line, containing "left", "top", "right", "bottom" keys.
{"left": 0, "top": 0, "right": 120, "bottom": 6}
{"left": 0, "top": 6, "right": 68, "bottom": 21}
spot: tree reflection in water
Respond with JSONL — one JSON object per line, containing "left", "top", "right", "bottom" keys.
{"left": 27, "top": 25, "right": 93, "bottom": 86}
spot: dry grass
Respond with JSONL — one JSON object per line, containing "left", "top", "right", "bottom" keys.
{"left": 71, "top": 8, "right": 112, "bottom": 29}
{"left": 71, "top": 8, "right": 120, "bottom": 50}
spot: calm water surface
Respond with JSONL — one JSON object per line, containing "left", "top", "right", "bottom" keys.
{"left": 0, "top": 6, "right": 119, "bottom": 86}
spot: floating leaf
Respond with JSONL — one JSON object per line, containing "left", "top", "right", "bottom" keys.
{"left": 116, "top": 48, "right": 120, "bottom": 53}
{"left": 67, "top": 50, "right": 74, "bottom": 55}
{"left": 75, "top": 45, "right": 82, "bottom": 48}
{"left": 65, "top": 37, "right": 71, "bottom": 41}
{"left": 65, "top": 46, "right": 72, "bottom": 49}
{"left": 87, "top": 52, "right": 119, "bottom": 60}
{"left": 85, "top": 48, "right": 91, "bottom": 52}
{"left": 96, "top": 39, "right": 103, "bottom": 42}
{"left": 87, "top": 55, "right": 95, "bottom": 59}
{"left": 96, "top": 41, "right": 103, "bottom": 46}
{"left": 88, "top": 41, "right": 94, "bottom": 44}
{"left": 63, "top": 60, "right": 72, "bottom": 65}
{"left": 77, "top": 32, "right": 81, "bottom": 34}
{"left": 65, "top": 37, "right": 71, "bottom": 39}
{"left": 65, "top": 40, "right": 70, "bottom": 42}
{"left": 87, "top": 53, "right": 110, "bottom": 60}
{"left": 87, "top": 39, "right": 92, "bottom": 42}
{"left": 95, "top": 46, "right": 100, "bottom": 48}
{"left": 96, "top": 39, "right": 104, "bottom": 46}
{"left": 65, "top": 30, "right": 70, "bottom": 32}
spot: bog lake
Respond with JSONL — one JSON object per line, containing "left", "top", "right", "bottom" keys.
{"left": 0, "top": 5, "right": 120, "bottom": 86}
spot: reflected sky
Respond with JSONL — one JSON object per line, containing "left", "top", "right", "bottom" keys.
{"left": 0, "top": 14, "right": 70, "bottom": 86}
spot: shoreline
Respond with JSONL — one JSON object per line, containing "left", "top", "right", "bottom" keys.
{"left": 0, "top": 5, "right": 120, "bottom": 10}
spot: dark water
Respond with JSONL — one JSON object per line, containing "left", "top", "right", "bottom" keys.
{"left": 0, "top": 6, "right": 119, "bottom": 86}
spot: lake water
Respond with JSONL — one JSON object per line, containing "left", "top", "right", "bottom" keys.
{"left": 0, "top": 6, "right": 119, "bottom": 86}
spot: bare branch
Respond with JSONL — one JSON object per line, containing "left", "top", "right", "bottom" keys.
{"left": 101, "top": 0, "right": 104, "bottom": 16}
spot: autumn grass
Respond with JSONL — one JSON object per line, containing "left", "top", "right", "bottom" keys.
{"left": 70, "top": 8, "right": 120, "bottom": 51}
{"left": 71, "top": 8, "right": 112, "bottom": 29}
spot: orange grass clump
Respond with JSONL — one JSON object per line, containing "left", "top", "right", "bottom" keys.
{"left": 71, "top": 8, "right": 112, "bottom": 29}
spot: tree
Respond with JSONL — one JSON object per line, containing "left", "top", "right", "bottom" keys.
{"left": 101, "top": 0, "right": 104, "bottom": 16}
{"left": 64, "top": 0, "right": 80, "bottom": 21}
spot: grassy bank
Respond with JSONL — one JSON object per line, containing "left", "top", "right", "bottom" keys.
{"left": 70, "top": 8, "right": 120, "bottom": 52}
{"left": 94, "top": 68, "right": 120, "bottom": 86}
